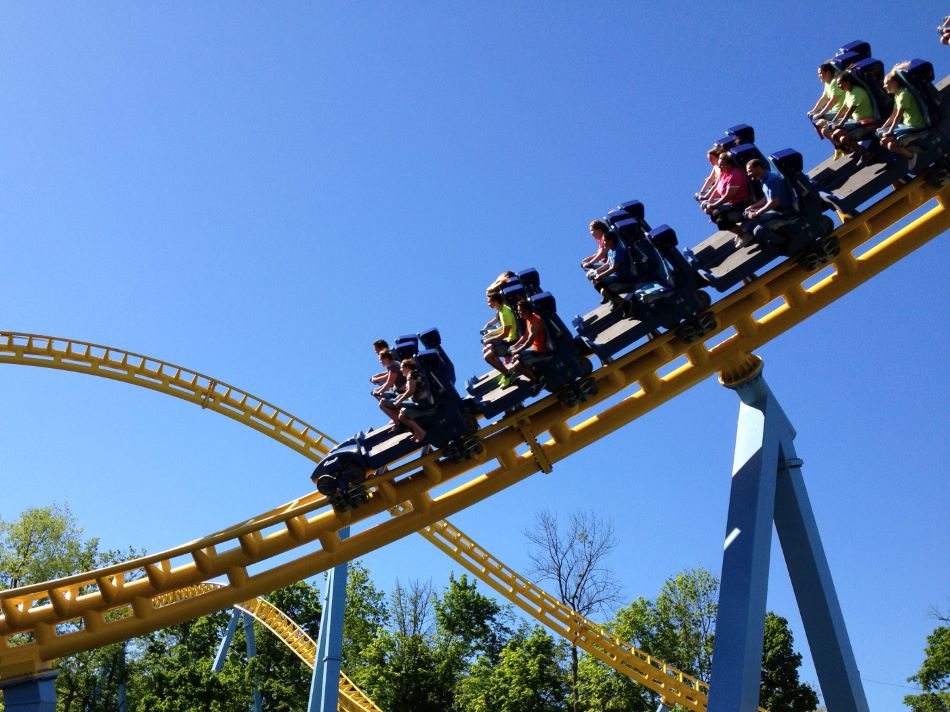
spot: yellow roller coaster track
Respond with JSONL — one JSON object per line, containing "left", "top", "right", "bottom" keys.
{"left": 414, "top": 517, "right": 769, "bottom": 712}
{"left": 0, "top": 174, "right": 947, "bottom": 681}
{"left": 0, "top": 345, "right": 744, "bottom": 701}
{"left": 153, "top": 583, "right": 381, "bottom": 712}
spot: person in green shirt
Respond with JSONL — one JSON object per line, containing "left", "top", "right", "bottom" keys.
{"left": 808, "top": 62, "right": 846, "bottom": 134}
{"left": 877, "top": 64, "right": 929, "bottom": 171}
{"left": 821, "top": 70, "right": 880, "bottom": 159}
{"left": 481, "top": 291, "right": 519, "bottom": 386}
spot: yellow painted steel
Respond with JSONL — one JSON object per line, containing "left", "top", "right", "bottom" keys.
{"left": 0, "top": 175, "right": 947, "bottom": 679}
{"left": 0, "top": 333, "right": 337, "bottom": 461}
{"left": 153, "top": 583, "right": 381, "bottom": 712}
{"left": 414, "top": 517, "right": 758, "bottom": 712}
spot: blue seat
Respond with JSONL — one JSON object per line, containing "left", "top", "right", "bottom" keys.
{"left": 836, "top": 40, "right": 871, "bottom": 62}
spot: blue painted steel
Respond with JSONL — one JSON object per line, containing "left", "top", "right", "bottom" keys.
{"left": 708, "top": 365, "right": 869, "bottom": 712}
{"left": 773, "top": 446, "right": 869, "bottom": 712}
{"left": 0, "top": 671, "right": 59, "bottom": 712}
{"left": 242, "top": 612, "right": 263, "bottom": 712}
{"left": 707, "top": 373, "right": 787, "bottom": 712}
{"left": 212, "top": 608, "right": 241, "bottom": 673}
{"left": 308, "top": 527, "right": 351, "bottom": 712}
{"left": 656, "top": 702, "right": 672, "bottom": 712}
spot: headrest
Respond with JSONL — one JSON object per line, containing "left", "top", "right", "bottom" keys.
{"left": 837, "top": 40, "right": 871, "bottom": 61}
{"left": 901, "top": 59, "right": 935, "bottom": 85}
{"left": 418, "top": 328, "right": 441, "bottom": 349}
{"left": 613, "top": 216, "right": 646, "bottom": 242}
{"left": 725, "top": 124, "right": 755, "bottom": 144}
{"left": 648, "top": 225, "right": 678, "bottom": 249}
{"left": 617, "top": 200, "right": 645, "bottom": 221}
{"left": 852, "top": 58, "right": 884, "bottom": 81}
{"left": 416, "top": 349, "right": 442, "bottom": 371}
{"left": 715, "top": 133, "right": 741, "bottom": 149}
{"left": 831, "top": 51, "right": 861, "bottom": 72}
{"left": 605, "top": 209, "right": 625, "bottom": 227}
{"left": 393, "top": 336, "right": 419, "bottom": 360}
{"left": 531, "top": 291, "right": 557, "bottom": 316}
{"left": 731, "top": 143, "right": 759, "bottom": 163}
{"left": 770, "top": 149, "right": 804, "bottom": 176}
{"left": 517, "top": 268, "right": 541, "bottom": 291}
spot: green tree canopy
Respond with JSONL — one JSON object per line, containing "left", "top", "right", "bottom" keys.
{"left": 905, "top": 614, "right": 950, "bottom": 712}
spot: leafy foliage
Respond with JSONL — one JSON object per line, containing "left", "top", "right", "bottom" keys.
{"left": 455, "top": 626, "right": 568, "bottom": 712}
{"left": 906, "top": 614, "right": 950, "bottom": 712}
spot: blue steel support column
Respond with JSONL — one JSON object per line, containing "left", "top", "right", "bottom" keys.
{"left": 0, "top": 671, "right": 59, "bottom": 712}
{"left": 774, "top": 441, "right": 869, "bottom": 712}
{"left": 308, "top": 526, "right": 351, "bottom": 712}
{"left": 117, "top": 645, "right": 127, "bottom": 712}
{"left": 708, "top": 360, "right": 790, "bottom": 712}
{"left": 212, "top": 608, "right": 242, "bottom": 673}
{"left": 242, "top": 612, "right": 264, "bottom": 712}
{"left": 708, "top": 357, "right": 868, "bottom": 712}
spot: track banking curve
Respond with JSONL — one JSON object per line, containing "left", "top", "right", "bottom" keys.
{"left": 0, "top": 167, "right": 947, "bottom": 680}
{"left": 156, "top": 583, "right": 381, "bottom": 712}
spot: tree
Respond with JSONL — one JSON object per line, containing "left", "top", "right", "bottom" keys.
{"left": 525, "top": 510, "right": 622, "bottom": 711}
{"left": 253, "top": 580, "right": 324, "bottom": 712}
{"left": 760, "top": 613, "right": 820, "bottom": 712}
{"left": 0, "top": 504, "right": 99, "bottom": 589}
{"left": 359, "top": 579, "right": 459, "bottom": 712}
{"left": 591, "top": 569, "right": 817, "bottom": 711}
{"left": 126, "top": 610, "right": 253, "bottom": 712}
{"left": 905, "top": 609, "right": 950, "bottom": 712}
{"left": 435, "top": 573, "right": 511, "bottom": 664}
{"left": 343, "top": 561, "right": 389, "bottom": 677}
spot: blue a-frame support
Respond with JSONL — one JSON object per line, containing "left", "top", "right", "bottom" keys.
{"left": 707, "top": 358, "right": 869, "bottom": 712}
{"left": 308, "top": 527, "right": 350, "bottom": 712}
{"left": 212, "top": 608, "right": 263, "bottom": 712}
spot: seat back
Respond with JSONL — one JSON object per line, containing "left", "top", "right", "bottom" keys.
{"left": 647, "top": 225, "right": 691, "bottom": 290}
{"left": 416, "top": 348, "right": 450, "bottom": 406}
{"left": 724, "top": 124, "right": 755, "bottom": 145}
{"left": 851, "top": 58, "right": 891, "bottom": 120}
{"left": 418, "top": 328, "right": 455, "bottom": 386}
{"left": 830, "top": 50, "right": 863, "bottom": 73}
{"left": 516, "top": 268, "right": 542, "bottom": 295}
{"left": 531, "top": 291, "right": 577, "bottom": 358}
{"left": 770, "top": 148, "right": 824, "bottom": 223}
{"left": 393, "top": 336, "right": 419, "bottom": 361}
{"left": 897, "top": 59, "right": 941, "bottom": 127}
{"left": 612, "top": 216, "right": 649, "bottom": 251}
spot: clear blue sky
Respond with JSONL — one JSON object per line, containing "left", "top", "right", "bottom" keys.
{"left": 1, "top": 2, "right": 947, "bottom": 708}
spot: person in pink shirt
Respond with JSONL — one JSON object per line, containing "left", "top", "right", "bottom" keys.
{"left": 701, "top": 151, "right": 752, "bottom": 238}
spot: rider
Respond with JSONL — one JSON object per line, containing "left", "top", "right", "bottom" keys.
{"left": 481, "top": 291, "right": 518, "bottom": 387}
{"left": 510, "top": 299, "right": 548, "bottom": 391}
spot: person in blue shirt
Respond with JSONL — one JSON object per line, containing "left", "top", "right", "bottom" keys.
{"left": 587, "top": 231, "right": 636, "bottom": 311}
{"left": 735, "top": 158, "right": 797, "bottom": 247}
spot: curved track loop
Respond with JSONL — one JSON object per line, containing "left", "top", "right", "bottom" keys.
{"left": 0, "top": 333, "right": 336, "bottom": 461}
{"left": 0, "top": 177, "right": 947, "bottom": 677}
{"left": 154, "top": 584, "right": 381, "bottom": 712}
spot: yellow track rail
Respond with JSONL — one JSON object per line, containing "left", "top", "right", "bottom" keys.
{"left": 154, "top": 583, "right": 380, "bottom": 712}
{"left": 0, "top": 175, "right": 946, "bottom": 679}
{"left": 0, "top": 334, "right": 336, "bottom": 461}
{"left": 416, "top": 518, "right": 757, "bottom": 712}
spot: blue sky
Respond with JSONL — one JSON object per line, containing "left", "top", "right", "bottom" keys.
{"left": 1, "top": 2, "right": 947, "bottom": 708}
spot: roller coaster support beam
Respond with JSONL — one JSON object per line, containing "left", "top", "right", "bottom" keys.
{"left": 708, "top": 356, "right": 868, "bottom": 712}
{"left": 308, "top": 527, "right": 350, "bottom": 712}
{"left": 243, "top": 612, "right": 263, "bottom": 712}
{"left": 212, "top": 608, "right": 262, "bottom": 712}
{"left": 212, "top": 608, "right": 241, "bottom": 672}
{"left": 0, "top": 670, "right": 58, "bottom": 712}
